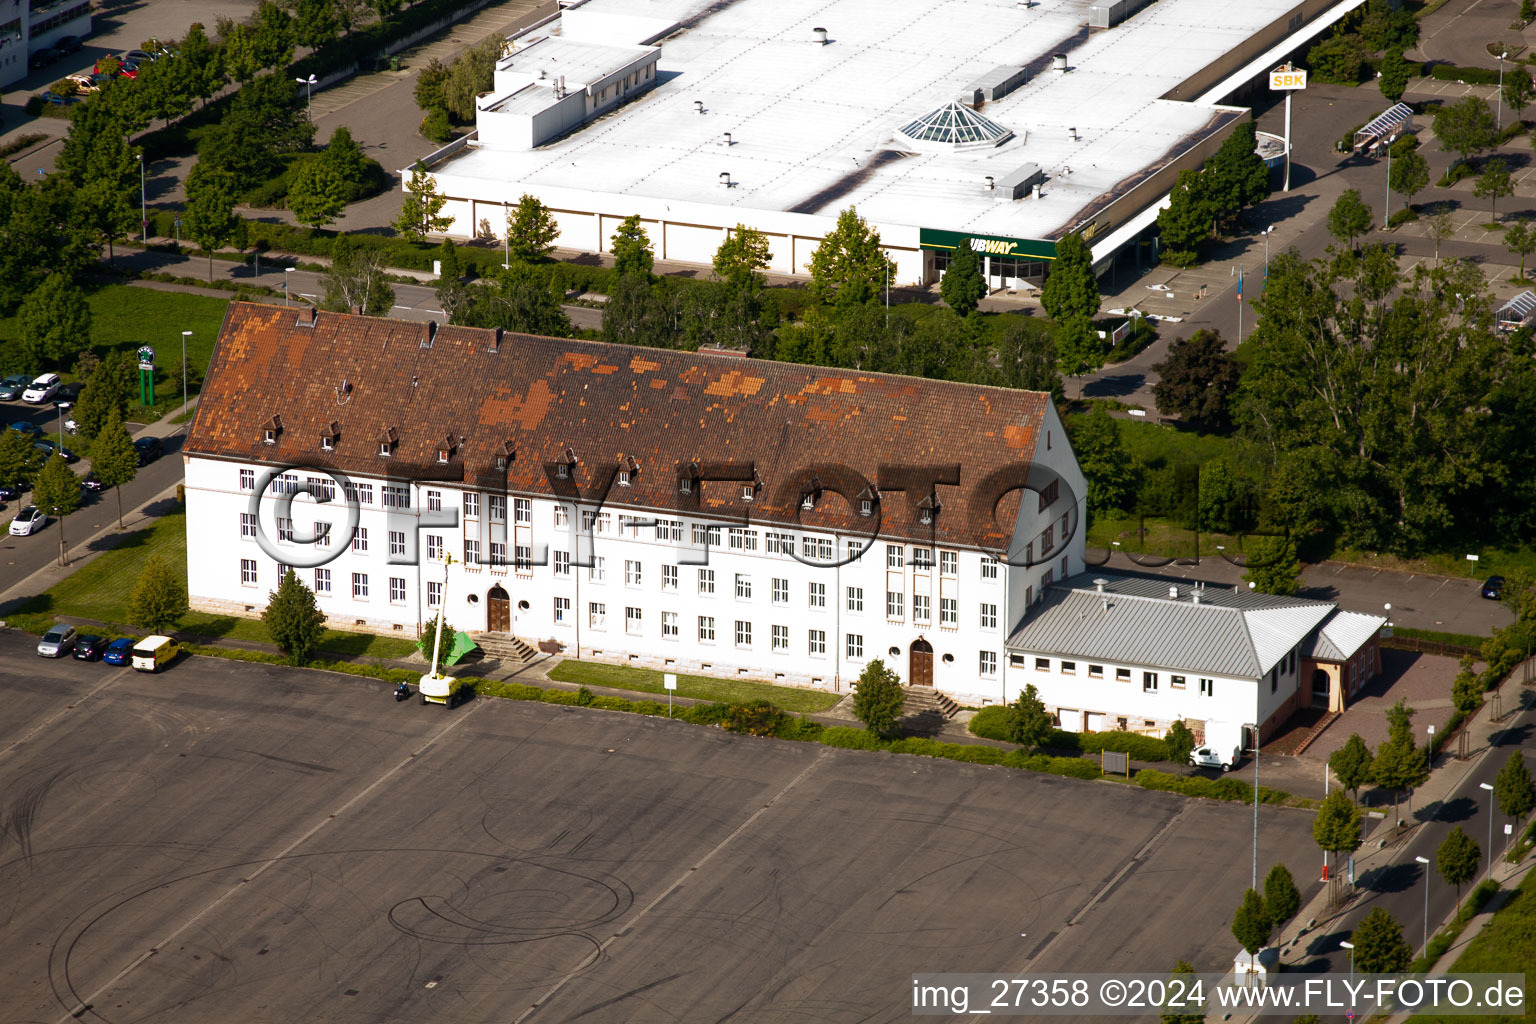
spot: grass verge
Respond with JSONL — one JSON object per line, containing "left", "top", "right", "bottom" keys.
{"left": 547, "top": 659, "right": 843, "bottom": 713}
{"left": 1409, "top": 872, "right": 1535, "bottom": 1023}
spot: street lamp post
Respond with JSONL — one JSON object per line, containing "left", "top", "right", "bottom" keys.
{"left": 1415, "top": 854, "right": 1432, "bottom": 952}
{"left": 1498, "top": 52, "right": 1508, "bottom": 133}
{"left": 1263, "top": 226, "right": 1273, "bottom": 291}
{"left": 137, "top": 153, "right": 146, "bottom": 241}
{"left": 180, "top": 330, "right": 193, "bottom": 421}
{"left": 296, "top": 73, "right": 318, "bottom": 119}
{"left": 1249, "top": 723, "right": 1260, "bottom": 892}
{"left": 1385, "top": 141, "right": 1392, "bottom": 230}
{"left": 1340, "top": 940, "right": 1355, "bottom": 985}
{"left": 1480, "top": 782, "right": 1495, "bottom": 879}
{"left": 284, "top": 267, "right": 294, "bottom": 306}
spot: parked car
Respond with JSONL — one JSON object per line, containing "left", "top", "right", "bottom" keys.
{"left": 41, "top": 92, "right": 71, "bottom": 105}
{"left": 37, "top": 623, "right": 78, "bottom": 657}
{"left": 8, "top": 421, "right": 41, "bottom": 438}
{"left": 8, "top": 506, "right": 45, "bottom": 536}
{"left": 133, "top": 435, "right": 163, "bottom": 465}
{"left": 0, "top": 375, "right": 28, "bottom": 400}
{"left": 1481, "top": 575, "right": 1505, "bottom": 600}
{"left": 102, "top": 637, "right": 136, "bottom": 666}
{"left": 53, "top": 382, "right": 84, "bottom": 407}
{"left": 34, "top": 440, "right": 79, "bottom": 464}
{"left": 29, "top": 47, "right": 60, "bottom": 70}
{"left": 22, "top": 373, "right": 61, "bottom": 403}
{"left": 0, "top": 483, "right": 20, "bottom": 501}
{"left": 1189, "top": 743, "right": 1240, "bottom": 772}
{"left": 121, "top": 49, "right": 156, "bottom": 64}
{"left": 81, "top": 472, "right": 106, "bottom": 492}
{"left": 131, "top": 635, "right": 179, "bottom": 672}
{"left": 54, "top": 35, "right": 84, "bottom": 54}
{"left": 73, "top": 634, "right": 108, "bottom": 661}
{"left": 66, "top": 73, "right": 99, "bottom": 93}
{"left": 64, "top": 415, "right": 79, "bottom": 435}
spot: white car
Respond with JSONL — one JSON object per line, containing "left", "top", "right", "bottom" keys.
{"left": 1189, "top": 744, "right": 1240, "bottom": 772}
{"left": 22, "top": 373, "right": 61, "bottom": 404}
{"left": 9, "top": 506, "right": 46, "bottom": 536}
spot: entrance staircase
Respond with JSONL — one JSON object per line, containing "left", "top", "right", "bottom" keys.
{"left": 473, "top": 632, "right": 539, "bottom": 665}
{"left": 901, "top": 686, "right": 962, "bottom": 720}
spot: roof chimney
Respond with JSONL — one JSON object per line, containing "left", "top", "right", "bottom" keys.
{"left": 1093, "top": 578, "right": 1107, "bottom": 593}
{"left": 1192, "top": 592, "right": 1201, "bottom": 604}
{"left": 489, "top": 326, "right": 503, "bottom": 353}
{"left": 297, "top": 306, "right": 317, "bottom": 327}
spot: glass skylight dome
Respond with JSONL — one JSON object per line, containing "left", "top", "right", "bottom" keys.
{"left": 897, "top": 101, "right": 1015, "bottom": 150}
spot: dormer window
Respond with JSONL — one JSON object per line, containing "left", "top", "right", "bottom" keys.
{"left": 741, "top": 484, "right": 753, "bottom": 501}
{"left": 321, "top": 436, "right": 334, "bottom": 451}
{"left": 618, "top": 470, "right": 631, "bottom": 487}
{"left": 378, "top": 426, "right": 398, "bottom": 457}
{"left": 801, "top": 493, "right": 816, "bottom": 510}
{"left": 556, "top": 463, "right": 569, "bottom": 479}
{"left": 679, "top": 477, "right": 692, "bottom": 494}
{"left": 263, "top": 429, "right": 277, "bottom": 445}
{"left": 496, "top": 456, "right": 508, "bottom": 470}
{"left": 917, "top": 493, "right": 940, "bottom": 525}
{"left": 260, "top": 413, "right": 283, "bottom": 445}
{"left": 379, "top": 442, "right": 392, "bottom": 457}
{"left": 860, "top": 499, "right": 872, "bottom": 516}
{"left": 495, "top": 441, "right": 514, "bottom": 472}
{"left": 437, "top": 448, "right": 450, "bottom": 464}
{"left": 919, "top": 508, "right": 933, "bottom": 524}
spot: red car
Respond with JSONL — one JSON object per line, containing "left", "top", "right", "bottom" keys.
{"left": 94, "top": 58, "right": 137, "bottom": 79}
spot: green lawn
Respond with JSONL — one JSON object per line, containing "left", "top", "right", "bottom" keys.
{"left": 1410, "top": 869, "right": 1536, "bottom": 1023}
{"left": 11, "top": 510, "right": 416, "bottom": 660}
{"left": 547, "top": 660, "right": 843, "bottom": 713}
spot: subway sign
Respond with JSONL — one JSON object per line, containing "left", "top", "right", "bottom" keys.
{"left": 919, "top": 228, "right": 1057, "bottom": 260}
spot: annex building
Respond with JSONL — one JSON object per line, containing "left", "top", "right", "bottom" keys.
{"left": 412, "top": 0, "right": 1364, "bottom": 289}
{"left": 184, "top": 303, "right": 1088, "bottom": 703}
{"left": 0, "top": 0, "right": 90, "bottom": 88}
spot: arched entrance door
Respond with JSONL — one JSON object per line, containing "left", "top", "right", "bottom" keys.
{"left": 1311, "top": 668, "right": 1330, "bottom": 706}
{"left": 487, "top": 585, "right": 510, "bottom": 633}
{"left": 909, "top": 638, "right": 934, "bottom": 687}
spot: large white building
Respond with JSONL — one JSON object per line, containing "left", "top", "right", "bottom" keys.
{"left": 184, "top": 303, "right": 1087, "bottom": 702}
{"left": 0, "top": 0, "right": 91, "bottom": 88}
{"left": 410, "top": 0, "right": 1363, "bottom": 287}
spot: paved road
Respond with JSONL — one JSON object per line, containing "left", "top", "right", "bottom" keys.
{"left": 0, "top": 629, "right": 1322, "bottom": 1023}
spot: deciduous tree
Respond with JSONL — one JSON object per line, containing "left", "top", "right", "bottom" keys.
{"left": 185, "top": 164, "right": 244, "bottom": 280}
{"left": 394, "top": 162, "right": 451, "bottom": 242}
{"left": 91, "top": 407, "right": 137, "bottom": 528}
{"left": 1313, "top": 790, "right": 1363, "bottom": 902}
{"left": 1503, "top": 69, "right": 1534, "bottom": 123}
{"left": 1041, "top": 232, "right": 1100, "bottom": 323}
{"left": 1151, "top": 328, "right": 1240, "bottom": 426}
{"left": 1204, "top": 121, "right": 1271, "bottom": 229}
{"left": 1160, "top": 961, "right": 1204, "bottom": 1024}
{"left": 1494, "top": 751, "right": 1536, "bottom": 842}
{"left": 1243, "top": 535, "right": 1303, "bottom": 595}
{"left": 18, "top": 273, "right": 92, "bottom": 368}
{"left": 263, "top": 568, "right": 327, "bottom": 664}
{"left": 1069, "top": 402, "right": 1136, "bottom": 514}
{"left": 287, "top": 157, "right": 347, "bottom": 229}
{"left": 1475, "top": 157, "right": 1514, "bottom": 221}
{"left": 32, "top": 453, "right": 81, "bottom": 566}
{"left": 1054, "top": 315, "right": 1109, "bottom": 396}
{"left": 1372, "top": 699, "right": 1429, "bottom": 823}
{"left": 1231, "top": 888, "right": 1272, "bottom": 956}
{"left": 1329, "top": 733, "right": 1374, "bottom": 802}
{"left": 322, "top": 233, "right": 395, "bottom": 316}
{"left": 1006, "top": 684, "right": 1055, "bottom": 749}
{"left": 852, "top": 658, "right": 905, "bottom": 739}
{"left": 128, "top": 552, "right": 188, "bottom": 630}
{"left": 1265, "top": 864, "right": 1301, "bottom": 928}
{"left": 1433, "top": 96, "right": 1499, "bottom": 166}
{"left": 610, "top": 213, "right": 654, "bottom": 279}
{"left": 1326, "top": 188, "right": 1373, "bottom": 251}
{"left": 507, "top": 193, "right": 560, "bottom": 264}
{"left": 713, "top": 223, "right": 772, "bottom": 290}
{"left": 1378, "top": 48, "right": 1413, "bottom": 103}
{"left": 1350, "top": 907, "right": 1412, "bottom": 973}
{"left": 1505, "top": 218, "right": 1536, "bottom": 279}
{"left": 1164, "top": 720, "right": 1196, "bottom": 765}
{"left": 1389, "top": 149, "right": 1430, "bottom": 210}
{"left": 0, "top": 428, "right": 43, "bottom": 491}
{"left": 1435, "top": 825, "right": 1481, "bottom": 901}
{"left": 809, "top": 207, "right": 893, "bottom": 306}
{"left": 1157, "top": 168, "right": 1217, "bottom": 263}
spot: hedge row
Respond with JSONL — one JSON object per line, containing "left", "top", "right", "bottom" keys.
{"left": 1430, "top": 64, "right": 1503, "bottom": 85}
{"left": 967, "top": 707, "right": 1172, "bottom": 761}
{"left": 1128, "top": 769, "right": 1290, "bottom": 803}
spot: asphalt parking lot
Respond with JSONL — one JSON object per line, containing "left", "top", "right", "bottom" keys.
{"left": 0, "top": 631, "right": 1322, "bottom": 1024}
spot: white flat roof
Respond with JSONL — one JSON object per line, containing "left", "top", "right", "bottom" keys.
{"left": 500, "top": 34, "right": 654, "bottom": 88}
{"left": 441, "top": 0, "right": 1299, "bottom": 243}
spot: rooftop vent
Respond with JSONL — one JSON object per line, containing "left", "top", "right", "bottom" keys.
{"left": 1053, "top": 53, "right": 1068, "bottom": 72}
{"left": 1093, "top": 578, "right": 1108, "bottom": 592}
{"left": 812, "top": 26, "right": 828, "bottom": 44}
{"left": 1168, "top": 585, "right": 1179, "bottom": 599}
{"left": 897, "top": 101, "right": 1015, "bottom": 151}
{"left": 721, "top": 131, "right": 732, "bottom": 146}
{"left": 694, "top": 99, "right": 704, "bottom": 114}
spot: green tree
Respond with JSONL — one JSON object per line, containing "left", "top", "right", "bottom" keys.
{"left": 507, "top": 193, "right": 560, "bottom": 264}
{"left": 1313, "top": 790, "right": 1363, "bottom": 901}
{"left": 1264, "top": 863, "right": 1301, "bottom": 927}
{"left": 1435, "top": 825, "right": 1481, "bottom": 901}
{"left": 1475, "top": 157, "right": 1514, "bottom": 221}
{"left": 17, "top": 273, "right": 92, "bottom": 368}
{"left": 1451, "top": 662, "right": 1483, "bottom": 714}
{"left": 90, "top": 406, "right": 137, "bottom": 528}
{"left": 1006, "top": 684, "right": 1055, "bottom": 749}
{"left": 1243, "top": 535, "right": 1302, "bottom": 594}
{"left": 1041, "top": 232, "right": 1100, "bottom": 323}
{"left": 1350, "top": 907, "right": 1412, "bottom": 972}
{"left": 1378, "top": 48, "right": 1412, "bottom": 103}
{"left": 1151, "top": 328, "right": 1240, "bottom": 426}
{"left": 1505, "top": 218, "right": 1536, "bottom": 279}
{"left": 184, "top": 164, "right": 245, "bottom": 281}
{"left": 989, "top": 316, "right": 1059, "bottom": 394}
{"left": 1326, "top": 188, "right": 1373, "bottom": 251}
{"left": 1503, "top": 69, "right": 1534, "bottom": 124}
{"left": 0, "top": 427, "right": 44, "bottom": 491}
{"left": 322, "top": 233, "right": 395, "bottom": 316}
{"left": 1389, "top": 149, "right": 1430, "bottom": 210}
{"left": 263, "top": 568, "right": 328, "bottom": 664}
{"left": 1070, "top": 402, "right": 1136, "bottom": 513}
{"left": 1433, "top": 96, "right": 1499, "bottom": 166}
{"left": 809, "top": 207, "right": 894, "bottom": 306}
{"left": 32, "top": 453, "right": 81, "bottom": 567}
{"left": 938, "top": 241, "right": 986, "bottom": 316}
{"left": 420, "top": 106, "right": 453, "bottom": 144}
{"left": 1329, "top": 733, "right": 1374, "bottom": 802}
{"left": 413, "top": 56, "right": 449, "bottom": 115}
{"left": 440, "top": 37, "right": 501, "bottom": 122}
{"left": 394, "top": 162, "right": 451, "bottom": 242}
{"left": 460, "top": 263, "right": 571, "bottom": 337}
{"left": 286, "top": 157, "right": 348, "bottom": 229}
{"left": 713, "top": 224, "right": 772, "bottom": 291}
{"left": 1204, "top": 121, "right": 1271, "bottom": 230}
{"left": 127, "top": 552, "right": 188, "bottom": 630}
{"left": 417, "top": 614, "right": 457, "bottom": 659}
{"left": 852, "top": 658, "right": 906, "bottom": 739}
{"left": 318, "top": 125, "right": 370, "bottom": 196}
{"left": 1372, "top": 699, "right": 1430, "bottom": 823}
{"left": 1157, "top": 168, "right": 1217, "bottom": 263}
{"left": 1306, "top": 33, "right": 1364, "bottom": 85}
{"left": 1054, "top": 315, "right": 1109, "bottom": 397}
{"left": 1165, "top": 720, "right": 1196, "bottom": 765}
{"left": 1160, "top": 961, "right": 1204, "bottom": 1024}
{"left": 1231, "top": 887, "right": 1272, "bottom": 955}
{"left": 610, "top": 213, "right": 655, "bottom": 279}
{"left": 293, "top": 0, "right": 339, "bottom": 47}
{"left": 177, "top": 23, "right": 222, "bottom": 107}
{"left": 1494, "top": 751, "right": 1536, "bottom": 846}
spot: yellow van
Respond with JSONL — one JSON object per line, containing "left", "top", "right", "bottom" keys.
{"left": 131, "top": 635, "right": 180, "bottom": 673}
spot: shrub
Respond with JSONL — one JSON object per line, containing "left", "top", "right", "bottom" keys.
{"left": 721, "top": 699, "right": 786, "bottom": 736}
{"left": 1076, "top": 730, "right": 1172, "bottom": 762}
{"left": 969, "top": 705, "right": 1012, "bottom": 741}
{"left": 1438, "top": 161, "right": 1477, "bottom": 187}
{"left": 1388, "top": 208, "right": 1419, "bottom": 227}
{"left": 1431, "top": 64, "right": 1503, "bottom": 85}
{"left": 25, "top": 95, "right": 44, "bottom": 116}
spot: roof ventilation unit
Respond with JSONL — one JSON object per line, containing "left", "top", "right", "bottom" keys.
{"left": 1093, "top": 578, "right": 1108, "bottom": 592}
{"left": 813, "top": 26, "right": 828, "bottom": 45}
{"left": 1053, "top": 53, "right": 1067, "bottom": 72}
{"left": 1168, "top": 585, "right": 1178, "bottom": 598}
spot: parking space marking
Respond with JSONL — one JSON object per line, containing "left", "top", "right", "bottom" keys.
{"left": 0, "top": 666, "right": 130, "bottom": 764}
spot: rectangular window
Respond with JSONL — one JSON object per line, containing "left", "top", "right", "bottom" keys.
{"left": 625, "top": 560, "right": 643, "bottom": 587}
{"left": 463, "top": 492, "right": 479, "bottom": 518}
{"left": 514, "top": 498, "right": 530, "bottom": 524}
{"left": 886, "top": 544, "right": 904, "bottom": 570}
{"left": 554, "top": 596, "right": 571, "bottom": 624}
{"left": 597, "top": 514, "right": 611, "bottom": 535}
{"left": 589, "top": 557, "right": 606, "bottom": 582}
{"left": 315, "top": 522, "right": 331, "bottom": 547}
{"left": 847, "top": 586, "right": 864, "bottom": 612}
{"left": 589, "top": 602, "right": 606, "bottom": 629}
{"left": 240, "top": 558, "right": 257, "bottom": 585}
{"left": 735, "top": 574, "right": 752, "bottom": 600}
{"left": 240, "top": 512, "right": 256, "bottom": 539}
{"left": 662, "top": 611, "right": 679, "bottom": 638}
{"left": 729, "top": 528, "right": 758, "bottom": 551}
{"left": 1040, "top": 525, "right": 1054, "bottom": 556}
{"left": 980, "top": 603, "right": 998, "bottom": 630}
{"left": 352, "top": 573, "right": 369, "bottom": 599}
{"left": 698, "top": 568, "right": 715, "bottom": 594}
{"left": 846, "top": 634, "right": 864, "bottom": 660}
{"left": 489, "top": 495, "right": 507, "bottom": 521}
{"left": 808, "top": 629, "right": 826, "bottom": 656}
{"left": 661, "top": 564, "right": 678, "bottom": 590}
{"left": 912, "top": 548, "right": 933, "bottom": 571}
{"left": 808, "top": 582, "right": 826, "bottom": 609}
{"left": 734, "top": 620, "right": 752, "bottom": 647}
{"left": 427, "top": 489, "right": 442, "bottom": 513}
{"left": 771, "top": 624, "right": 789, "bottom": 651}
{"left": 698, "top": 615, "right": 715, "bottom": 642}
{"left": 771, "top": 578, "right": 788, "bottom": 605}
{"left": 426, "top": 535, "right": 442, "bottom": 561}
{"left": 427, "top": 581, "right": 442, "bottom": 609}
{"left": 765, "top": 531, "right": 791, "bottom": 555}
{"left": 656, "top": 518, "right": 683, "bottom": 541}
{"left": 515, "top": 545, "right": 532, "bottom": 571}
{"left": 913, "top": 594, "right": 931, "bottom": 622}
{"left": 390, "top": 577, "right": 406, "bottom": 603}
{"left": 1061, "top": 555, "right": 1070, "bottom": 580}
{"left": 940, "top": 550, "right": 958, "bottom": 575}
{"left": 464, "top": 538, "right": 481, "bottom": 565}
{"left": 1034, "top": 657, "right": 1050, "bottom": 671}
{"left": 1038, "top": 479, "right": 1059, "bottom": 511}
{"left": 352, "top": 527, "right": 369, "bottom": 553}
{"left": 980, "top": 651, "right": 998, "bottom": 677}
{"left": 309, "top": 476, "right": 335, "bottom": 503}
{"left": 886, "top": 591, "right": 904, "bottom": 618}
{"left": 239, "top": 468, "right": 255, "bottom": 491}
{"left": 626, "top": 606, "right": 642, "bottom": 634}
{"left": 980, "top": 555, "right": 998, "bottom": 580}
{"left": 1200, "top": 678, "right": 1214, "bottom": 697}
{"left": 1061, "top": 660, "right": 1076, "bottom": 675}
{"left": 355, "top": 482, "right": 373, "bottom": 505}
{"left": 277, "top": 563, "right": 291, "bottom": 581}
{"left": 554, "top": 551, "right": 570, "bottom": 576}
{"left": 1143, "top": 672, "right": 1158, "bottom": 692}
{"left": 383, "top": 485, "right": 408, "bottom": 508}
{"left": 1116, "top": 667, "right": 1131, "bottom": 682}
{"left": 801, "top": 536, "right": 832, "bottom": 560}
{"left": 1089, "top": 664, "right": 1104, "bottom": 678}
{"left": 389, "top": 530, "right": 406, "bottom": 557}
{"left": 555, "top": 505, "right": 569, "bottom": 528}
{"left": 314, "top": 568, "right": 331, "bottom": 594}
{"left": 490, "top": 542, "right": 507, "bottom": 566}
{"left": 1171, "top": 675, "right": 1186, "bottom": 689}
{"left": 846, "top": 539, "right": 865, "bottom": 562}
{"left": 933, "top": 595, "right": 958, "bottom": 629}
{"left": 277, "top": 517, "right": 294, "bottom": 544}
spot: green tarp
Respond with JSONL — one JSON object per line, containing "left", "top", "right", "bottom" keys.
{"left": 443, "top": 630, "right": 478, "bottom": 666}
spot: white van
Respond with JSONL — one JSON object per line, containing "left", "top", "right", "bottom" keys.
{"left": 131, "top": 635, "right": 180, "bottom": 673}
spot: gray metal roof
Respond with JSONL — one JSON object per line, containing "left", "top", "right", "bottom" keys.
{"left": 1305, "top": 610, "right": 1387, "bottom": 662}
{"left": 1006, "top": 575, "right": 1336, "bottom": 679}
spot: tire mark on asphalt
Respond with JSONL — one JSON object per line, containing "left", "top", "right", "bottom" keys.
{"left": 513, "top": 746, "right": 833, "bottom": 1024}
{"left": 53, "top": 699, "right": 483, "bottom": 1024}
{"left": 0, "top": 668, "right": 131, "bottom": 764}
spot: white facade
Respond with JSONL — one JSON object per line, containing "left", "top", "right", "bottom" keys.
{"left": 477, "top": 35, "right": 660, "bottom": 151}
{"left": 0, "top": 0, "right": 91, "bottom": 88}
{"left": 184, "top": 408, "right": 1085, "bottom": 703}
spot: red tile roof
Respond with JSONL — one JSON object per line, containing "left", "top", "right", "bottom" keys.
{"left": 188, "top": 303, "right": 1050, "bottom": 549}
